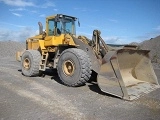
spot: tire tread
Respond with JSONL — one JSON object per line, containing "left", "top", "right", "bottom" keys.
{"left": 58, "top": 48, "right": 92, "bottom": 87}
{"left": 21, "top": 50, "right": 41, "bottom": 77}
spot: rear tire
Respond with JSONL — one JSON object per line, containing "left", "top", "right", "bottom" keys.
{"left": 21, "top": 50, "right": 41, "bottom": 77}
{"left": 57, "top": 48, "right": 92, "bottom": 87}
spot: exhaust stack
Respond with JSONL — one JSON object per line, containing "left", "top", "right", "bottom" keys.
{"left": 38, "top": 22, "right": 43, "bottom": 35}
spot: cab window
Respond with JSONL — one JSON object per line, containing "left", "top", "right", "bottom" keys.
{"left": 48, "top": 19, "right": 61, "bottom": 36}
{"left": 48, "top": 19, "right": 54, "bottom": 36}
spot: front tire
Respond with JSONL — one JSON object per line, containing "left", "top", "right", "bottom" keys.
{"left": 57, "top": 48, "right": 92, "bottom": 87}
{"left": 21, "top": 50, "right": 41, "bottom": 77}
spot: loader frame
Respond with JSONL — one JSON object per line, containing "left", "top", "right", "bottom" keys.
{"left": 16, "top": 14, "right": 159, "bottom": 100}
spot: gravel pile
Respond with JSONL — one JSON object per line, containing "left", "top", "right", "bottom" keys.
{"left": 0, "top": 35, "right": 159, "bottom": 66}
{"left": 0, "top": 41, "right": 25, "bottom": 58}
{"left": 139, "top": 35, "right": 160, "bottom": 64}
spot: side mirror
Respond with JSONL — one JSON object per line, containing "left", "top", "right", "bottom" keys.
{"left": 78, "top": 18, "right": 80, "bottom": 27}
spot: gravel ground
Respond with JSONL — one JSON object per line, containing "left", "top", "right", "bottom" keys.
{"left": 0, "top": 41, "right": 160, "bottom": 120}
{"left": 0, "top": 58, "right": 160, "bottom": 120}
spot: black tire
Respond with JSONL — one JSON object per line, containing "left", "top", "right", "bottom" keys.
{"left": 21, "top": 50, "right": 41, "bottom": 77}
{"left": 57, "top": 48, "right": 92, "bottom": 87}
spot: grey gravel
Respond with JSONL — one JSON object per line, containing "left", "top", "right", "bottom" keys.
{"left": 0, "top": 41, "right": 25, "bottom": 57}
{"left": 139, "top": 35, "right": 160, "bottom": 65}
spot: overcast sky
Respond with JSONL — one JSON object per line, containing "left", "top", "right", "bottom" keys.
{"left": 0, "top": 0, "right": 160, "bottom": 44}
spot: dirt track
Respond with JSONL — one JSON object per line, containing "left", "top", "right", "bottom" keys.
{"left": 0, "top": 56, "right": 160, "bottom": 120}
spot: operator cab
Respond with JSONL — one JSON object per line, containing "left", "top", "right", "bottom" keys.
{"left": 46, "top": 14, "right": 77, "bottom": 36}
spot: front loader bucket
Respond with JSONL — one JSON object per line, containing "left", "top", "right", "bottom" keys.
{"left": 97, "top": 49, "right": 159, "bottom": 100}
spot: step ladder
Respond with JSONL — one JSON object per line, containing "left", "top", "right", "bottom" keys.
{"left": 39, "top": 51, "right": 48, "bottom": 71}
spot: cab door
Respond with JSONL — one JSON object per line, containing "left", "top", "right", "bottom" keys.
{"left": 44, "top": 18, "right": 64, "bottom": 46}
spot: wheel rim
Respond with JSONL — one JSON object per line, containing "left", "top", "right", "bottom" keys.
{"left": 63, "top": 60, "right": 75, "bottom": 76}
{"left": 23, "top": 58, "right": 30, "bottom": 70}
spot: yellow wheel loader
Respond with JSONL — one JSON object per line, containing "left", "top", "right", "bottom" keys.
{"left": 16, "top": 14, "right": 159, "bottom": 100}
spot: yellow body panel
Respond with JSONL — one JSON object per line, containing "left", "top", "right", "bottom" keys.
{"left": 39, "top": 40, "right": 46, "bottom": 50}
{"left": 44, "top": 34, "right": 64, "bottom": 46}
{"left": 27, "top": 34, "right": 46, "bottom": 50}
{"left": 31, "top": 41, "right": 39, "bottom": 50}
{"left": 27, "top": 39, "right": 39, "bottom": 50}
{"left": 44, "top": 34, "right": 76, "bottom": 47}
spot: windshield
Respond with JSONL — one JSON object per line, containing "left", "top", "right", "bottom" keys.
{"left": 61, "top": 17, "right": 76, "bottom": 35}
{"left": 47, "top": 16, "right": 76, "bottom": 36}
